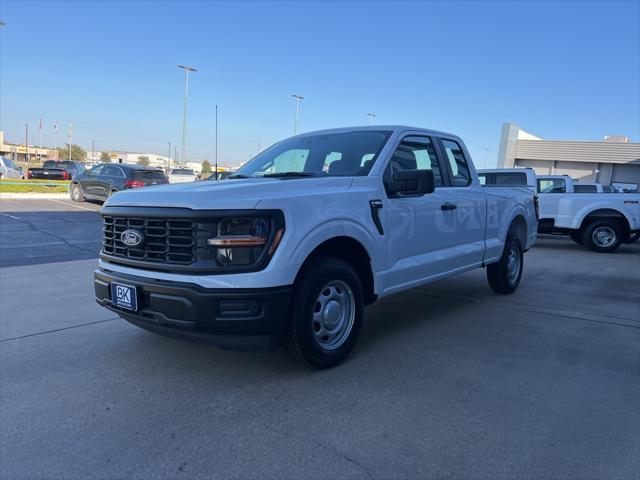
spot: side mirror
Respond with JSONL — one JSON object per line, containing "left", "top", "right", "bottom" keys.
{"left": 385, "top": 169, "right": 435, "bottom": 197}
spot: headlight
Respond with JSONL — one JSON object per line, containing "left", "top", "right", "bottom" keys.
{"left": 207, "top": 216, "right": 284, "bottom": 267}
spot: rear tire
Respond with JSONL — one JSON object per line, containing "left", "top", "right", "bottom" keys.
{"left": 283, "top": 258, "right": 364, "bottom": 369}
{"left": 487, "top": 235, "right": 523, "bottom": 294}
{"left": 70, "top": 183, "right": 85, "bottom": 202}
{"left": 569, "top": 231, "right": 583, "bottom": 245}
{"left": 581, "top": 220, "right": 622, "bottom": 253}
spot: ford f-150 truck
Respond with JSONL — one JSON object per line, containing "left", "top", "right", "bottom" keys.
{"left": 536, "top": 175, "right": 640, "bottom": 252}
{"left": 94, "top": 126, "right": 537, "bottom": 368}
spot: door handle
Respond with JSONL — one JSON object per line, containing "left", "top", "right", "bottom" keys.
{"left": 441, "top": 202, "right": 457, "bottom": 211}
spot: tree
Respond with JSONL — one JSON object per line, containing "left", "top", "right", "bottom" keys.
{"left": 100, "top": 152, "right": 112, "bottom": 163}
{"left": 56, "top": 144, "right": 87, "bottom": 162}
{"left": 201, "top": 160, "right": 212, "bottom": 175}
{"left": 137, "top": 155, "right": 150, "bottom": 166}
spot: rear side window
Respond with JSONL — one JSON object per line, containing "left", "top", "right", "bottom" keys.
{"left": 133, "top": 170, "right": 167, "bottom": 180}
{"left": 538, "top": 179, "right": 566, "bottom": 193}
{"left": 479, "top": 172, "right": 528, "bottom": 186}
{"left": 384, "top": 136, "right": 443, "bottom": 187}
{"left": 441, "top": 139, "right": 471, "bottom": 186}
{"left": 574, "top": 184, "right": 597, "bottom": 193}
{"left": 102, "top": 165, "right": 125, "bottom": 177}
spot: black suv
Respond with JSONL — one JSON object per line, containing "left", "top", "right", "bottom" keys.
{"left": 70, "top": 163, "right": 168, "bottom": 202}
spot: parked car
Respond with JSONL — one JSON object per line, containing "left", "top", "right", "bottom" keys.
{"left": 536, "top": 175, "right": 639, "bottom": 252}
{"left": 27, "top": 160, "right": 85, "bottom": 180}
{"left": 168, "top": 168, "right": 198, "bottom": 183}
{"left": 0, "top": 156, "right": 24, "bottom": 179}
{"left": 94, "top": 126, "right": 538, "bottom": 369}
{"left": 70, "top": 163, "right": 168, "bottom": 202}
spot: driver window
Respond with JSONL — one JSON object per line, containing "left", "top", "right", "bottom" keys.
{"left": 384, "top": 136, "right": 443, "bottom": 187}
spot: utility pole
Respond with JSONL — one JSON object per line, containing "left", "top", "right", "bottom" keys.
{"left": 215, "top": 105, "right": 218, "bottom": 178}
{"left": 24, "top": 123, "right": 28, "bottom": 163}
{"left": 177, "top": 64, "right": 197, "bottom": 166}
{"left": 174, "top": 146, "right": 178, "bottom": 166}
{"left": 91, "top": 139, "right": 95, "bottom": 163}
{"left": 291, "top": 94, "right": 303, "bottom": 135}
{"left": 367, "top": 113, "right": 376, "bottom": 125}
{"left": 53, "top": 121, "right": 58, "bottom": 155}
{"left": 168, "top": 141, "right": 171, "bottom": 170}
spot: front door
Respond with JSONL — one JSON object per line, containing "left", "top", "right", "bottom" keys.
{"left": 379, "top": 135, "right": 460, "bottom": 295}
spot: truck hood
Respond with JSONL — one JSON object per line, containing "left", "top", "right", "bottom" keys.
{"left": 104, "top": 177, "right": 354, "bottom": 210}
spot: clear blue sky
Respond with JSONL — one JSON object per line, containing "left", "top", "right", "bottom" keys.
{"left": 1, "top": 0, "right": 638, "bottom": 167}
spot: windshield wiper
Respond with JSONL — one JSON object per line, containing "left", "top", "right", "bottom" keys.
{"left": 228, "top": 173, "right": 251, "bottom": 179}
{"left": 263, "top": 172, "right": 317, "bottom": 178}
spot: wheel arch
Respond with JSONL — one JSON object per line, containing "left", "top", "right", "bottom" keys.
{"left": 293, "top": 236, "right": 376, "bottom": 305}
{"left": 507, "top": 214, "right": 528, "bottom": 246}
{"left": 579, "top": 208, "right": 631, "bottom": 237}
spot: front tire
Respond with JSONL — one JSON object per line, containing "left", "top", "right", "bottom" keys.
{"left": 70, "top": 183, "right": 85, "bottom": 202}
{"left": 487, "top": 235, "right": 523, "bottom": 294}
{"left": 581, "top": 220, "right": 622, "bottom": 253}
{"left": 283, "top": 258, "right": 364, "bottom": 369}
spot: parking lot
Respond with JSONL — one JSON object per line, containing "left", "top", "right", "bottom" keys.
{"left": 1, "top": 199, "right": 639, "bottom": 479}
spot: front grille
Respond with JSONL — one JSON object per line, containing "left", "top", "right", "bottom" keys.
{"left": 103, "top": 216, "right": 216, "bottom": 265}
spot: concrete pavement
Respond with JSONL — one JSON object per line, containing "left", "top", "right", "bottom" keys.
{"left": 1, "top": 230, "right": 638, "bottom": 479}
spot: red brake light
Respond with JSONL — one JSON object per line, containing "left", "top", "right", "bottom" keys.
{"left": 125, "top": 180, "right": 145, "bottom": 188}
{"left": 62, "top": 171, "right": 69, "bottom": 180}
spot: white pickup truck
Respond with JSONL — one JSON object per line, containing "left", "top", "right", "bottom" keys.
{"left": 94, "top": 126, "right": 537, "bottom": 368}
{"left": 536, "top": 175, "right": 640, "bottom": 252}
{"left": 480, "top": 169, "right": 640, "bottom": 252}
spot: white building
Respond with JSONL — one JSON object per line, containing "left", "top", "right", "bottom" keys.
{"left": 498, "top": 123, "right": 640, "bottom": 192}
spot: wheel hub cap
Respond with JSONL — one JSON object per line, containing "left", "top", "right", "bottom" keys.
{"left": 593, "top": 227, "right": 615, "bottom": 248}
{"left": 312, "top": 280, "right": 356, "bottom": 351}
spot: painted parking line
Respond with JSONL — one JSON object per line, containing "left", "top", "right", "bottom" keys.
{"left": 47, "top": 199, "right": 100, "bottom": 212}
{"left": 1, "top": 213, "right": 20, "bottom": 220}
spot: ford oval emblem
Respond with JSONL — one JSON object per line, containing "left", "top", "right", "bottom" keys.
{"left": 121, "top": 229, "right": 144, "bottom": 247}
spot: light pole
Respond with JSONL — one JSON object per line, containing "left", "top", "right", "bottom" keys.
{"left": 291, "top": 94, "right": 303, "bottom": 135}
{"left": 67, "top": 122, "right": 72, "bottom": 161}
{"left": 177, "top": 64, "right": 197, "bottom": 166}
{"left": 91, "top": 139, "right": 95, "bottom": 163}
{"left": 367, "top": 113, "right": 376, "bottom": 125}
{"left": 168, "top": 141, "right": 171, "bottom": 170}
{"left": 214, "top": 105, "right": 218, "bottom": 178}
{"left": 24, "top": 124, "right": 28, "bottom": 163}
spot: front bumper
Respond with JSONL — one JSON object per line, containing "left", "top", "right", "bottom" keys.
{"left": 94, "top": 268, "right": 291, "bottom": 352}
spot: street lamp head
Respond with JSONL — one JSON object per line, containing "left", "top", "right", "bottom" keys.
{"left": 177, "top": 65, "right": 198, "bottom": 72}
{"left": 291, "top": 94, "right": 304, "bottom": 100}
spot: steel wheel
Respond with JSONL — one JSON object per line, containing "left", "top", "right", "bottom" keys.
{"left": 311, "top": 280, "right": 356, "bottom": 351}
{"left": 591, "top": 226, "right": 616, "bottom": 248}
{"left": 506, "top": 245, "right": 521, "bottom": 286}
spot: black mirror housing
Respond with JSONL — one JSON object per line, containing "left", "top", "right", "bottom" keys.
{"left": 386, "top": 169, "right": 435, "bottom": 197}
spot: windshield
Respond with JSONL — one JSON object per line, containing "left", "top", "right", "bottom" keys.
{"left": 170, "top": 169, "right": 195, "bottom": 175}
{"left": 233, "top": 131, "right": 391, "bottom": 178}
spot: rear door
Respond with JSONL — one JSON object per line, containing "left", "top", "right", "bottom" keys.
{"left": 82, "top": 164, "right": 106, "bottom": 196}
{"left": 97, "top": 165, "right": 123, "bottom": 197}
{"left": 436, "top": 137, "right": 486, "bottom": 268}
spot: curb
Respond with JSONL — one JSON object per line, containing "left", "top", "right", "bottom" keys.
{"left": 0, "top": 193, "right": 71, "bottom": 199}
